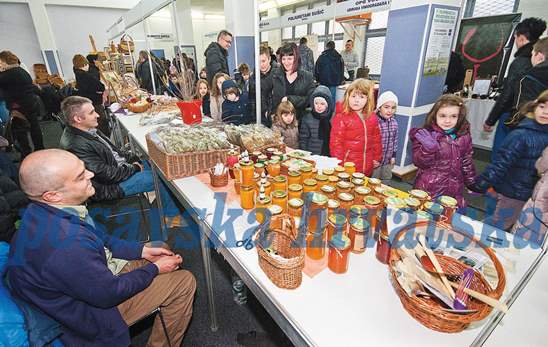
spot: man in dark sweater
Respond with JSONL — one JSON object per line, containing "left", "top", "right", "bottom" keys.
{"left": 6, "top": 149, "right": 196, "bottom": 346}
{"left": 205, "top": 30, "right": 232, "bottom": 86}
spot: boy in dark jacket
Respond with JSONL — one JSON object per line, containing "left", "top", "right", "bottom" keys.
{"left": 221, "top": 79, "right": 250, "bottom": 125}
{"left": 314, "top": 41, "right": 345, "bottom": 103}
{"left": 299, "top": 85, "right": 334, "bottom": 155}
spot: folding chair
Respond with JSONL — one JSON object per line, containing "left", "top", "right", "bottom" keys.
{"left": 129, "top": 307, "right": 172, "bottom": 347}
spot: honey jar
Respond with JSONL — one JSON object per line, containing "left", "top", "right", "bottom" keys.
{"left": 322, "top": 168, "right": 334, "bottom": 176}
{"left": 382, "top": 189, "right": 399, "bottom": 200}
{"left": 256, "top": 180, "right": 272, "bottom": 197}
{"left": 266, "top": 147, "right": 276, "bottom": 159}
{"left": 367, "top": 177, "right": 381, "bottom": 190}
{"left": 240, "top": 185, "right": 255, "bottom": 210}
{"left": 327, "top": 199, "right": 341, "bottom": 216}
{"left": 288, "top": 198, "right": 304, "bottom": 219}
{"left": 328, "top": 175, "right": 339, "bottom": 185}
{"left": 382, "top": 197, "right": 407, "bottom": 238}
{"left": 336, "top": 181, "right": 352, "bottom": 195}
{"left": 328, "top": 234, "right": 351, "bottom": 274}
{"left": 349, "top": 217, "right": 369, "bottom": 253}
{"left": 354, "top": 186, "right": 371, "bottom": 202}
{"left": 239, "top": 159, "right": 255, "bottom": 186}
{"left": 373, "top": 186, "right": 385, "bottom": 200}
{"left": 424, "top": 201, "right": 444, "bottom": 221}
{"left": 320, "top": 184, "right": 336, "bottom": 200}
{"left": 254, "top": 162, "right": 265, "bottom": 175}
{"left": 306, "top": 193, "right": 328, "bottom": 260}
{"left": 251, "top": 151, "right": 262, "bottom": 163}
{"left": 438, "top": 195, "right": 458, "bottom": 222}
{"left": 303, "top": 179, "right": 318, "bottom": 194}
{"left": 327, "top": 213, "right": 347, "bottom": 240}
{"left": 300, "top": 166, "right": 313, "bottom": 181}
{"left": 288, "top": 170, "right": 301, "bottom": 186}
{"left": 334, "top": 166, "right": 345, "bottom": 174}
{"left": 266, "top": 160, "right": 281, "bottom": 177}
{"left": 404, "top": 197, "right": 421, "bottom": 212}
{"left": 351, "top": 178, "right": 365, "bottom": 187}
{"left": 271, "top": 190, "right": 288, "bottom": 213}
{"left": 409, "top": 189, "right": 430, "bottom": 207}
{"left": 270, "top": 155, "right": 281, "bottom": 163}
{"left": 255, "top": 195, "right": 271, "bottom": 224}
{"left": 288, "top": 184, "right": 303, "bottom": 200}
{"left": 344, "top": 162, "right": 356, "bottom": 175}
{"left": 337, "top": 172, "right": 351, "bottom": 182}
{"left": 272, "top": 175, "right": 287, "bottom": 192}
{"left": 257, "top": 154, "right": 268, "bottom": 164}
{"left": 315, "top": 174, "right": 328, "bottom": 190}
{"left": 376, "top": 232, "right": 391, "bottom": 265}
{"left": 352, "top": 172, "right": 365, "bottom": 180}
{"left": 338, "top": 192, "right": 354, "bottom": 214}
{"left": 363, "top": 195, "right": 381, "bottom": 233}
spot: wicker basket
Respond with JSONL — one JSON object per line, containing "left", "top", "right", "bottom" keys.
{"left": 388, "top": 220, "right": 506, "bottom": 333}
{"left": 146, "top": 134, "right": 230, "bottom": 180}
{"left": 128, "top": 102, "right": 151, "bottom": 113}
{"left": 255, "top": 214, "right": 305, "bottom": 289}
{"left": 209, "top": 167, "right": 229, "bottom": 187}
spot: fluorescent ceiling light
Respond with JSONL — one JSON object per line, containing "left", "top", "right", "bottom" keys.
{"left": 191, "top": 10, "right": 204, "bottom": 18}
{"left": 205, "top": 14, "right": 225, "bottom": 20}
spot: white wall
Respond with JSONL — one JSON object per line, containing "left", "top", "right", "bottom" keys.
{"left": 0, "top": 2, "right": 45, "bottom": 73}
{"left": 145, "top": 14, "right": 177, "bottom": 61}
{"left": 517, "top": 0, "right": 547, "bottom": 29}
{"left": 46, "top": 4, "right": 128, "bottom": 80}
{"left": 192, "top": 17, "right": 226, "bottom": 71}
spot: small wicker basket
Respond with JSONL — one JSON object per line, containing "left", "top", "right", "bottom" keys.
{"left": 255, "top": 214, "right": 305, "bottom": 289}
{"left": 388, "top": 220, "right": 506, "bottom": 333}
{"left": 209, "top": 167, "right": 229, "bottom": 187}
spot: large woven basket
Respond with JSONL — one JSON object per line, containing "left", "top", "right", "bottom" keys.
{"left": 255, "top": 214, "right": 305, "bottom": 289}
{"left": 388, "top": 220, "right": 506, "bottom": 333}
{"left": 146, "top": 134, "right": 230, "bottom": 180}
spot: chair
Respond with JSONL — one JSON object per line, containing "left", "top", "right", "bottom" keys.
{"left": 129, "top": 307, "right": 172, "bottom": 347}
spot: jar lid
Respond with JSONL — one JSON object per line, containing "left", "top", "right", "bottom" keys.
{"left": 329, "top": 234, "right": 351, "bottom": 249}
{"left": 288, "top": 170, "right": 301, "bottom": 177}
{"left": 273, "top": 175, "right": 287, "bottom": 182}
{"left": 416, "top": 210, "right": 432, "bottom": 220}
{"left": 254, "top": 162, "right": 265, "bottom": 168}
{"left": 288, "top": 198, "right": 304, "bottom": 208}
{"left": 272, "top": 190, "right": 287, "bottom": 198}
{"left": 303, "top": 178, "right": 317, "bottom": 186}
{"left": 311, "top": 192, "right": 328, "bottom": 205}
{"left": 337, "top": 181, "right": 352, "bottom": 189}
{"left": 338, "top": 192, "right": 354, "bottom": 202}
{"left": 239, "top": 159, "right": 253, "bottom": 167}
{"left": 321, "top": 185, "right": 336, "bottom": 193}
{"left": 335, "top": 165, "right": 345, "bottom": 173}
{"left": 350, "top": 205, "right": 368, "bottom": 217}
{"left": 327, "top": 199, "right": 340, "bottom": 209}
{"left": 352, "top": 172, "right": 365, "bottom": 180}
{"left": 266, "top": 147, "right": 277, "bottom": 153}
{"left": 438, "top": 195, "right": 458, "bottom": 207}
{"left": 384, "top": 197, "right": 406, "bottom": 209}
{"left": 351, "top": 178, "right": 364, "bottom": 186}
{"left": 258, "top": 154, "right": 268, "bottom": 159}
{"left": 368, "top": 177, "right": 381, "bottom": 185}
{"left": 323, "top": 168, "right": 335, "bottom": 175}
{"left": 374, "top": 187, "right": 385, "bottom": 194}
{"left": 288, "top": 183, "right": 303, "bottom": 191}
{"left": 270, "top": 155, "right": 281, "bottom": 162}
{"left": 252, "top": 151, "right": 262, "bottom": 156}
{"left": 363, "top": 195, "right": 381, "bottom": 206}
{"left": 300, "top": 166, "right": 312, "bottom": 172}
{"left": 355, "top": 186, "right": 371, "bottom": 195}
{"left": 383, "top": 189, "right": 398, "bottom": 198}
{"left": 268, "top": 159, "right": 280, "bottom": 165}
{"left": 410, "top": 189, "right": 429, "bottom": 199}
{"left": 424, "top": 202, "right": 444, "bottom": 215}
{"left": 350, "top": 217, "right": 370, "bottom": 231}
{"left": 315, "top": 174, "right": 328, "bottom": 181}
{"left": 256, "top": 195, "right": 271, "bottom": 204}
{"left": 344, "top": 161, "right": 355, "bottom": 168}
{"left": 337, "top": 172, "right": 351, "bottom": 180}
{"left": 328, "top": 176, "right": 339, "bottom": 183}
{"left": 328, "top": 213, "right": 347, "bottom": 225}
{"left": 404, "top": 197, "right": 421, "bottom": 208}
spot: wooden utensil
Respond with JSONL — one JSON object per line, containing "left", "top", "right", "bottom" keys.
{"left": 448, "top": 280, "right": 508, "bottom": 313}
{"left": 418, "top": 234, "right": 456, "bottom": 300}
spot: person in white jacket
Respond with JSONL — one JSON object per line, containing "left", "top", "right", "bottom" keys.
{"left": 341, "top": 40, "right": 359, "bottom": 81}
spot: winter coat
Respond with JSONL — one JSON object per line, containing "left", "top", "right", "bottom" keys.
{"left": 0, "top": 66, "right": 40, "bottom": 108}
{"left": 410, "top": 123, "right": 475, "bottom": 208}
{"left": 0, "top": 169, "right": 28, "bottom": 243}
{"left": 314, "top": 49, "right": 345, "bottom": 87}
{"left": 514, "top": 61, "right": 548, "bottom": 111}
{"left": 377, "top": 111, "right": 399, "bottom": 165}
{"left": 475, "top": 118, "right": 548, "bottom": 201}
{"left": 512, "top": 147, "right": 548, "bottom": 246}
{"left": 299, "top": 85, "right": 334, "bottom": 155}
{"left": 135, "top": 60, "right": 165, "bottom": 95}
{"left": 74, "top": 68, "right": 104, "bottom": 105}
{"left": 445, "top": 51, "right": 465, "bottom": 93}
{"left": 249, "top": 61, "right": 278, "bottom": 127}
{"left": 59, "top": 126, "right": 139, "bottom": 201}
{"left": 485, "top": 42, "right": 535, "bottom": 126}
{"left": 272, "top": 123, "right": 299, "bottom": 149}
{"left": 202, "top": 93, "right": 211, "bottom": 116}
{"left": 204, "top": 42, "right": 229, "bottom": 86}
{"left": 221, "top": 79, "right": 251, "bottom": 125}
{"left": 271, "top": 67, "right": 315, "bottom": 120}
{"left": 298, "top": 44, "right": 315, "bottom": 74}
{"left": 330, "top": 103, "right": 382, "bottom": 176}
{"left": 209, "top": 94, "right": 223, "bottom": 122}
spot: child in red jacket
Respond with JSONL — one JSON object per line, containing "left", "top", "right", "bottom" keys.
{"left": 330, "top": 79, "right": 382, "bottom": 175}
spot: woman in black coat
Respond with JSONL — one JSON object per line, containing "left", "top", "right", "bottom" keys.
{"left": 270, "top": 43, "right": 315, "bottom": 121}
{"left": 135, "top": 51, "right": 166, "bottom": 95}
{"left": 0, "top": 51, "right": 45, "bottom": 157}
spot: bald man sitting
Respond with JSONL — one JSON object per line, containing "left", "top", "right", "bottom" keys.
{"left": 6, "top": 149, "right": 196, "bottom": 347}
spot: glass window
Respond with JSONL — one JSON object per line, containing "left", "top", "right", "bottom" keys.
{"left": 311, "top": 21, "right": 326, "bottom": 35}
{"left": 295, "top": 24, "right": 307, "bottom": 38}
{"left": 335, "top": 39, "right": 344, "bottom": 52}
{"left": 473, "top": 0, "right": 515, "bottom": 16}
{"left": 364, "top": 36, "right": 386, "bottom": 75}
{"left": 282, "top": 26, "right": 293, "bottom": 39}
{"left": 369, "top": 10, "right": 389, "bottom": 30}
{"left": 261, "top": 31, "right": 269, "bottom": 43}
{"left": 328, "top": 20, "right": 344, "bottom": 34}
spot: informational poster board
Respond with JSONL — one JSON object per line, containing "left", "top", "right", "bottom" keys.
{"left": 423, "top": 8, "right": 458, "bottom": 77}
{"left": 455, "top": 13, "right": 521, "bottom": 83}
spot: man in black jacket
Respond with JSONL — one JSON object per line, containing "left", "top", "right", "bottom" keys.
{"left": 58, "top": 96, "right": 180, "bottom": 222}
{"left": 205, "top": 30, "right": 232, "bottom": 86}
{"left": 248, "top": 45, "right": 278, "bottom": 127}
{"left": 314, "top": 41, "right": 345, "bottom": 104}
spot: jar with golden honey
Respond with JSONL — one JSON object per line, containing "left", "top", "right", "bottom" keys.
{"left": 303, "top": 179, "right": 318, "bottom": 194}
{"left": 266, "top": 160, "right": 281, "bottom": 177}
{"left": 363, "top": 195, "right": 381, "bottom": 233}
{"left": 300, "top": 166, "right": 313, "bottom": 181}
{"left": 336, "top": 181, "right": 352, "bottom": 195}
{"left": 288, "top": 184, "right": 303, "bottom": 200}
{"left": 337, "top": 172, "right": 351, "bottom": 182}
{"left": 254, "top": 162, "right": 265, "bottom": 175}
{"left": 438, "top": 195, "right": 458, "bottom": 222}
{"left": 272, "top": 175, "right": 287, "bottom": 192}
{"left": 239, "top": 159, "right": 255, "bottom": 186}
{"left": 373, "top": 186, "right": 385, "bottom": 200}
{"left": 268, "top": 204, "right": 283, "bottom": 221}
{"left": 344, "top": 162, "right": 356, "bottom": 175}
{"left": 234, "top": 180, "right": 241, "bottom": 195}
{"left": 354, "top": 186, "right": 371, "bottom": 202}
{"left": 351, "top": 178, "right": 365, "bottom": 187}
{"left": 424, "top": 201, "right": 444, "bottom": 221}
{"left": 271, "top": 190, "right": 288, "bottom": 213}
{"left": 288, "top": 198, "right": 304, "bottom": 219}
{"left": 382, "top": 189, "right": 399, "bottom": 201}
{"left": 255, "top": 195, "right": 271, "bottom": 224}
{"left": 320, "top": 184, "right": 336, "bottom": 200}
{"left": 349, "top": 217, "right": 369, "bottom": 254}
{"left": 256, "top": 180, "right": 272, "bottom": 197}
{"left": 328, "top": 175, "right": 339, "bottom": 185}
{"left": 315, "top": 174, "right": 328, "bottom": 190}
{"left": 334, "top": 166, "right": 345, "bottom": 175}
{"left": 349, "top": 205, "right": 368, "bottom": 225}
{"left": 352, "top": 172, "right": 365, "bottom": 181}
{"left": 327, "top": 213, "right": 347, "bottom": 241}
{"left": 287, "top": 170, "right": 301, "bottom": 186}
{"left": 305, "top": 193, "right": 328, "bottom": 260}
{"left": 367, "top": 177, "right": 381, "bottom": 190}
{"left": 270, "top": 155, "right": 281, "bottom": 163}
{"left": 338, "top": 192, "right": 354, "bottom": 214}
{"left": 409, "top": 189, "right": 430, "bottom": 207}
{"left": 327, "top": 199, "right": 341, "bottom": 216}
{"left": 328, "top": 234, "right": 351, "bottom": 274}
{"left": 240, "top": 185, "right": 255, "bottom": 210}
{"left": 376, "top": 233, "right": 391, "bottom": 265}
{"left": 323, "top": 168, "right": 334, "bottom": 176}
{"left": 257, "top": 154, "right": 268, "bottom": 164}
{"left": 404, "top": 197, "right": 421, "bottom": 212}
{"left": 382, "top": 197, "right": 407, "bottom": 238}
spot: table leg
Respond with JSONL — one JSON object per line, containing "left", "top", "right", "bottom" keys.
{"left": 150, "top": 162, "right": 167, "bottom": 241}
{"left": 199, "top": 220, "right": 218, "bottom": 332}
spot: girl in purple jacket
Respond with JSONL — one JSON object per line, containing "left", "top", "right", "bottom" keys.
{"left": 410, "top": 95, "right": 476, "bottom": 208}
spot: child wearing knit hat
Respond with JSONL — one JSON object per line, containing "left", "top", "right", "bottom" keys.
{"left": 372, "top": 91, "right": 399, "bottom": 181}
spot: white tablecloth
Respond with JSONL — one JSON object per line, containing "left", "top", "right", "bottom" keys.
{"left": 466, "top": 98, "right": 496, "bottom": 150}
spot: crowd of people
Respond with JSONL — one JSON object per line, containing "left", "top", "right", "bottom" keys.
{"left": 0, "top": 16, "right": 546, "bottom": 347}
